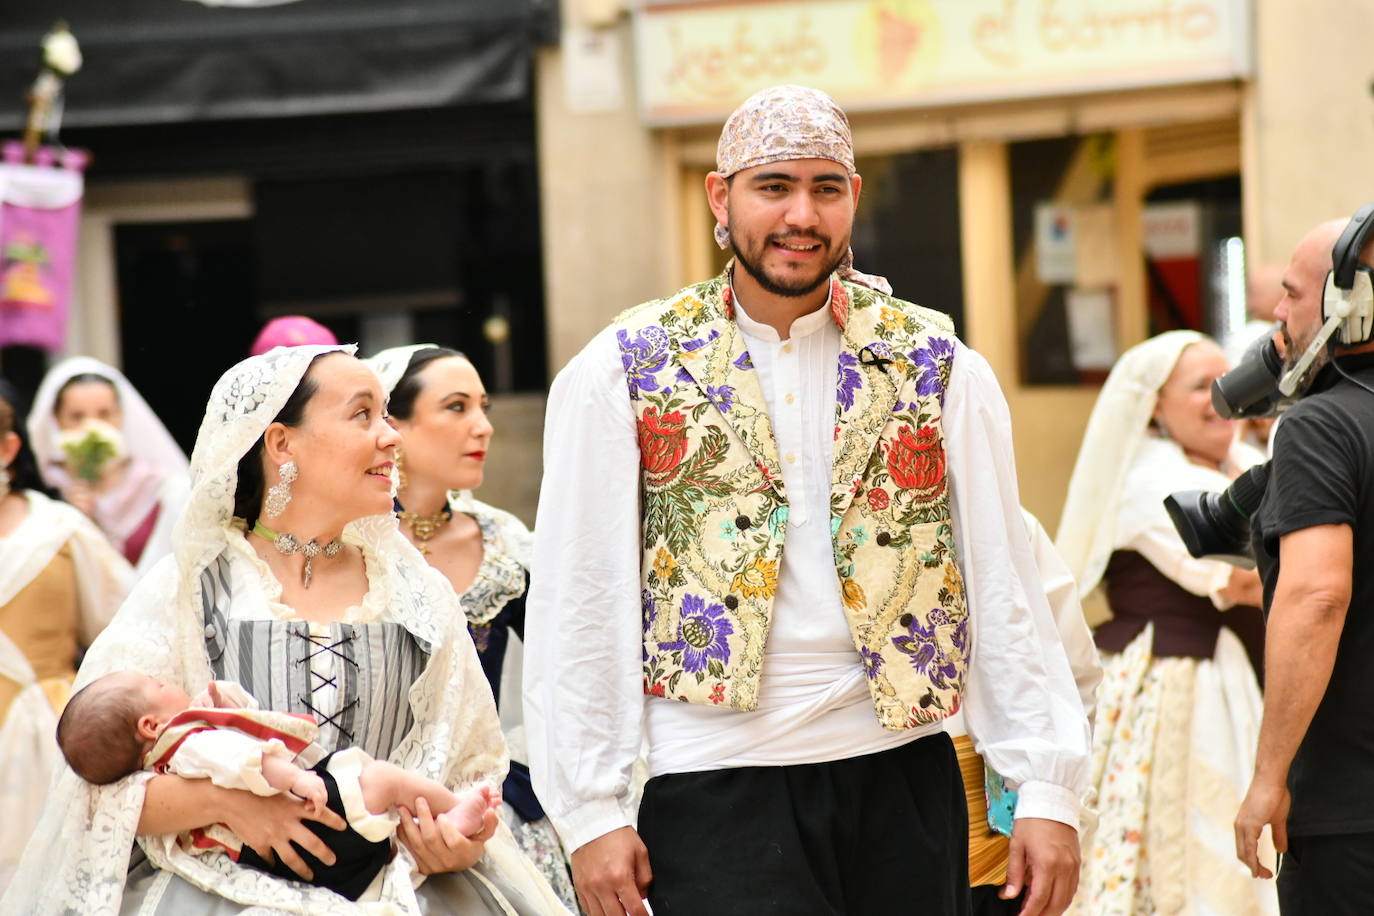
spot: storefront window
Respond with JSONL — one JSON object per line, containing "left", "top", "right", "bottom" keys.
{"left": 1010, "top": 133, "right": 1117, "bottom": 386}
{"left": 1012, "top": 130, "right": 1244, "bottom": 386}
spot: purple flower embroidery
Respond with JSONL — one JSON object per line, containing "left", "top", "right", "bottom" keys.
{"left": 658, "top": 594, "right": 733, "bottom": 674}
{"left": 837, "top": 352, "right": 863, "bottom": 411}
{"left": 891, "top": 608, "right": 963, "bottom": 690}
{"left": 681, "top": 329, "right": 721, "bottom": 353}
{"left": 618, "top": 327, "right": 670, "bottom": 400}
{"left": 734, "top": 351, "right": 754, "bottom": 370}
{"left": 641, "top": 590, "right": 656, "bottom": 661}
{"left": 860, "top": 646, "right": 884, "bottom": 680}
{"left": 705, "top": 385, "right": 735, "bottom": 412}
{"left": 909, "top": 337, "right": 956, "bottom": 403}
{"left": 675, "top": 366, "right": 694, "bottom": 384}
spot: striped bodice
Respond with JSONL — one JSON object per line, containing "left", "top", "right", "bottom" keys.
{"left": 199, "top": 554, "right": 429, "bottom": 760}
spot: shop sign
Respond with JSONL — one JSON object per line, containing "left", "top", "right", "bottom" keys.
{"left": 634, "top": 0, "right": 1250, "bottom": 125}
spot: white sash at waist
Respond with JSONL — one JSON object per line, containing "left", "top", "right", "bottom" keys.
{"left": 645, "top": 650, "right": 940, "bottom": 778}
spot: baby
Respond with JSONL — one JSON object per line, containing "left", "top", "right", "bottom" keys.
{"left": 57, "top": 671, "right": 500, "bottom": 901}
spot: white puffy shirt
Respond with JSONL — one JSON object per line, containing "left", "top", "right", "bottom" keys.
{"left": 524, "top": 294, "right": 1092, "bottom": 854}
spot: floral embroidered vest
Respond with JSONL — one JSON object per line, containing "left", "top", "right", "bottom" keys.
{"left": 615, "top": 270, "right": 969, "bottom": 731}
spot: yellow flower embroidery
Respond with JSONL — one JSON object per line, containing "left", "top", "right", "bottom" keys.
{"left": 673, "top": 297, "right": 704, "bottom": 320}
{"left": 731, "top": 557, "right": 779, "bottom": 599}
{"left": 942, "top": 567, "right": 964, "bottom": 597}
{"left": 880, "top": 306, "right": 903, "bottom": 331}
{"left": 653, "top": 547, "right": 678, "bottom": 581}
{"left": 841, "top": 578, "right": 866, "bottom": 612}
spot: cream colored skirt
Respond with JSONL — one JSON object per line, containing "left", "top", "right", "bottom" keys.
{"left": 1071, "top": 623, "right": 1278, "bottom": 915}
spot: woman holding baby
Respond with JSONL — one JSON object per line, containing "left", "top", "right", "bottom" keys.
{"left": 4, "top": 345, "right": 569, "bottom": 914}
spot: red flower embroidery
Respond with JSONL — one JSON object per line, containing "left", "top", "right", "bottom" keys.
{"left": 709, "top": 684, "right": 725, "bottom": 705}
{"left": 639, "top": 406, "right": 689, "bottom": 480}
{"left": 829, "top": 280, "right": 850, "bottom": 328}
{"left": 722, "top": 285, "right": 735, "bottom": 320}
{"left": 868, "top": 487, "right": 890, "bottom": 511}
{"left": 886, "top": 424, "right": 946, "bottom": 502}
{"left": 647, "top": 680, "right": 666, "bottom": 698}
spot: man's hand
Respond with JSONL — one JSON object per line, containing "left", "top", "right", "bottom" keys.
{"left": 570, "top": 826, "right": 653, "bottom": 916}
{"left": 1003, "top": 818, "right": 1080, "bottom": 916}
{"left": 1235, "top": 776, "right": 1288, "bottom": 879}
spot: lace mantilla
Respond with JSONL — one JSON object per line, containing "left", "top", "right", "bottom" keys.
{"left": 453, "top": 494, "right": 532, "bottom": 628}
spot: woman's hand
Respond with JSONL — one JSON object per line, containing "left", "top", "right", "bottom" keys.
{"left": 217, "top": 787, "right": 347, "bottom": 881}
{"left": 397, "top": 796, "right": 498, "bottom": 874}
{"left": 1220, "top": 566, "right": 1264, "bottom": 608}
{"left": 63, "top": 479, "right": 96, "bottom": 517}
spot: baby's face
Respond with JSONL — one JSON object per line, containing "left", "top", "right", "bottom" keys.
{"left": 134, "top": 674, "right": 191, "bottom": 722}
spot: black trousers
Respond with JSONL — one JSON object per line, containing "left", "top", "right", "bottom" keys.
{"left": 236, "top": 753, "right": 392, "bottom": 901}
{"left": 1278, "top": 832, "right": 1374, "bottom": 915}
{"left": 971, "top": 885, "right": 1023, "bottom": 915}
{"left": 638, "top": 733, "right": 971, "bottom": 916}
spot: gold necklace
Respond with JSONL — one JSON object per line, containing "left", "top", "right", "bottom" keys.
{"left": 251, "top": 521, "right": 342, "bottom": 589}
{"left": 397, "top": 505, "right": 452, "bottom": 556}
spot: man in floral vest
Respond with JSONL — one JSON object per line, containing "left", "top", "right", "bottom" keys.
{"left": 525, "top": 85, "right": 1090, "bottom": 916}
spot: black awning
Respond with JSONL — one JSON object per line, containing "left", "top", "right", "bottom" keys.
{"left": 0, "top": 0, "right": 556, "bottom": 130}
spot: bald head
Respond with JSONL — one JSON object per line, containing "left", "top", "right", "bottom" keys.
{"left": 1276, "top": 216, "right": 1374, "bottom": 359}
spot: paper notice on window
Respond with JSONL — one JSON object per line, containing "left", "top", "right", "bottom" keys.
{"left": 1035, "top": 203, "right": 1076, "bottom": 285}
{"left": 1066, "top": 288, "right": 1116, "bottom": 370}
{"left": 1074, "top": 204, "right": 1117, "bottom": 288}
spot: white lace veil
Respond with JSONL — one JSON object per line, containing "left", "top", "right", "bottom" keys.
{"left": 1054, "top": 330, "right": 1207, "bottom": 597}
{"left": 364, "top": 343, "right": 438, "bottom": 400}
{"left": 27, "top": 355, "right": 190, "bottom": 486}
{"left": 172, "top": 343, "right": 356, "bottom": 604}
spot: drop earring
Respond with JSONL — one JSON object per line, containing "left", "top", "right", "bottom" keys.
{"left": 395, "top": 447, "right": 408, "bottom": 493}
{"left": 0, "top": 465, "right": 10, "bottom": 499}
{"left": 264, "top": 460, "right": 297, "bottom": 518}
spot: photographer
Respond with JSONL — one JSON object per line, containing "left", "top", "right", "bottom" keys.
{"left": 1235, "top": 211, "right": 1374, "bottom": 912}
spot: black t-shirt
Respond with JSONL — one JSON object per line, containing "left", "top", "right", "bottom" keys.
{"left": 1252, "top": 352, "right": 1374, "bottom": 835}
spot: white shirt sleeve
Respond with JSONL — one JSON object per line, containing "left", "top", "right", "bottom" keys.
{"left": 523, "top": 329, "right": 647, "bottom": 854}
{"left": 945, "top": 343, "right": 1093, "bottom": 830}
{"left": 1020, "top": 510, "right": 1104, "bottom": 728}
{"left": 166, "top": 729, "right": 293, "bottom": 797}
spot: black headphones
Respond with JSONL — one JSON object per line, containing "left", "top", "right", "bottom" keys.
{"left": 1324, "top": 201, "right": 1374, "bottom": 345}
{"left": 1279, "top": 203, "right": 1374, "bottom": 393}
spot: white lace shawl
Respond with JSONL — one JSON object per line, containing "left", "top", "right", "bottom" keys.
{"left": 3, "top": 345, "right": 567, "bottom": 915}
{"left": 453, "top": 493, "right": 532, "bottom": 627}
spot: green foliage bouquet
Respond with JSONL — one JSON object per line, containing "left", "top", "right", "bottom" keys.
{"left": 56, "top": 419, "right": 124, "bottom": 484}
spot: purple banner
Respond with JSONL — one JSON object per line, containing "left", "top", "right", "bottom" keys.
{"left": 0, "top": 162, "right": 83, "bottom": 352}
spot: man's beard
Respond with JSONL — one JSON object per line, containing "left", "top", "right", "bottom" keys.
{"left": 1281, "top": 322, "right": 1330, "bottom": 389}
{"left": 731, "top": 231, "right": 847, "bottom": 299}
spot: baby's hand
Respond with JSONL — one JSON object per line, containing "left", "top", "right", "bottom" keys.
{"left": 189, "top": 682, "right": 229, "bottom": 708}
{"left": 292, "top": 773, "right": 329, "bottom": 817}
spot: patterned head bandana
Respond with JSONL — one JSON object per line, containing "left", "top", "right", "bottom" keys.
{"left": 713, "top": 84, "right": 890, "bottom": 294}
